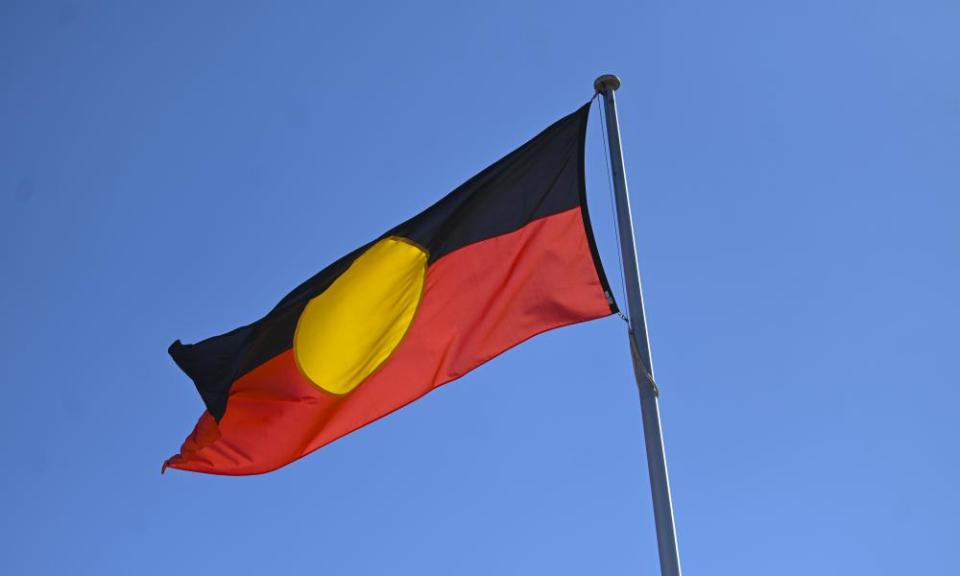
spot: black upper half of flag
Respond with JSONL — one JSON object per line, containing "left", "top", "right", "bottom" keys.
{"left": 169, "top": 102, "right": 615, "bottom": 421}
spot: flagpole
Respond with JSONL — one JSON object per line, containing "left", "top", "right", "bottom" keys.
{"left": 594, "top": 74, "right": 682, "bottom": 576}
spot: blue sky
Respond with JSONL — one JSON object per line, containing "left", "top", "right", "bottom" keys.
{"left": 2, "top": 1, "right": 958, "bottom": 574}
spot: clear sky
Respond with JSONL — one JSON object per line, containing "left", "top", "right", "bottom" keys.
{"left": 2, "top": 1, "right": 958, "bottom": 574}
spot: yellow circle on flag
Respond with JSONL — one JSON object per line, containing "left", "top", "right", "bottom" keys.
{"left": 293, "top": 236, "right": 428, "bottom": 395}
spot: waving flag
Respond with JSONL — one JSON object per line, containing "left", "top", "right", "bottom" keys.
{"left": 165, "top": 103, "right": 615, "bottom": 475}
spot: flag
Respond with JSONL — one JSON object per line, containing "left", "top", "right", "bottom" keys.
{"left": 165, "top": 102, "right": 616, "bottom": 475}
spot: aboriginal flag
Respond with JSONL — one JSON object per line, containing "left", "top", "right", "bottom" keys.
{"left": 165, "top": 103, "right": 616, "bottom": 475}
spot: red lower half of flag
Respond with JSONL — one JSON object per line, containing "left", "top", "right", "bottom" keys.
{"left": 165, "top": 207, "right": 612, "bottom": 475}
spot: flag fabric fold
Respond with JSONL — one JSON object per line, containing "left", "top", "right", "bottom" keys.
{"left": 165, "top": 102, "right": 616, "bottom": 475}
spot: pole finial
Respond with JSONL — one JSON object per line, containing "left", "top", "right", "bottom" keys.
{"left": 594, "top": 74, "right": 621, "bottom": 93}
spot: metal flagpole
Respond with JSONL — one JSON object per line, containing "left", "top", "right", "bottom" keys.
{"left": 594, "top": 74, "right": 683, "bottom": 576}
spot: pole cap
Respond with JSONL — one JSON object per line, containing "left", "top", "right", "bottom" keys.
{"left": 594, "top": 74, "right": 621, "bottom": 93}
